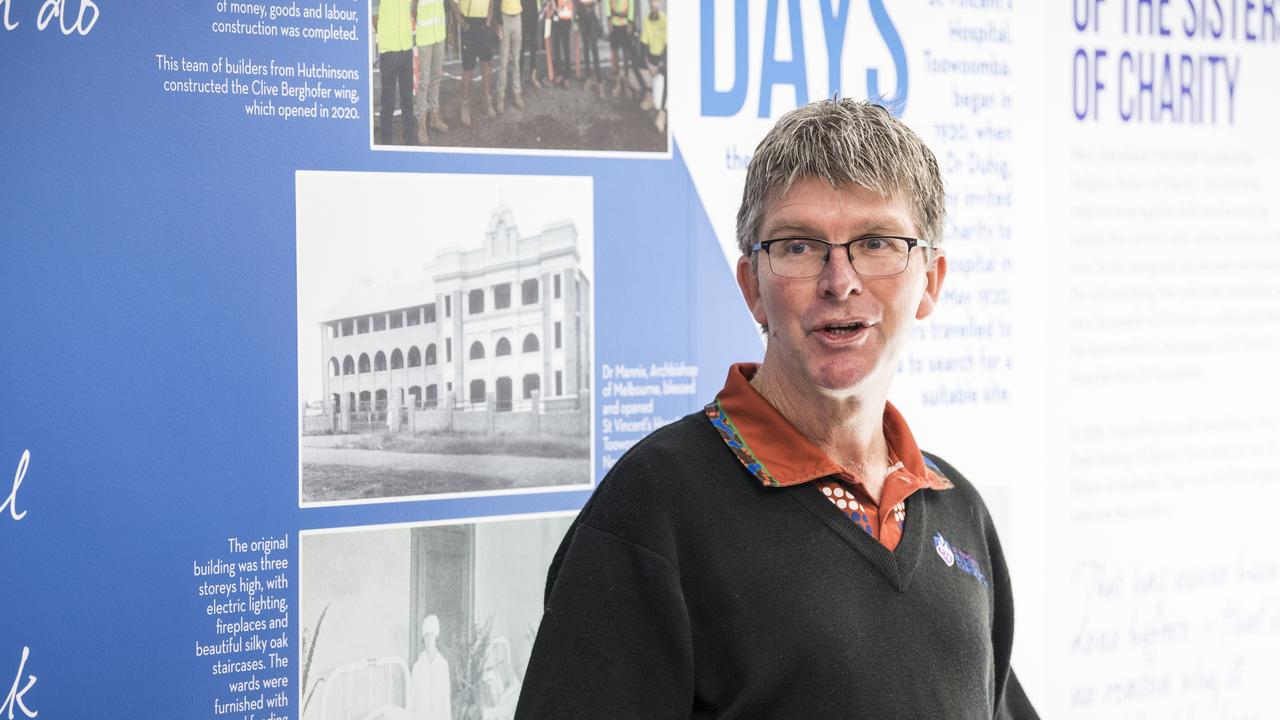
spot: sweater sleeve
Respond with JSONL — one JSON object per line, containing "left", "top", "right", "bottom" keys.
{"left": 514, "top": 519, "right": 695, "bottom": 720}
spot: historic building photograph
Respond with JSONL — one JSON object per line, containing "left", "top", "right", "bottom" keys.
{"left": 299, "top": 514, "right": 575, "bottom": 720}
{"left": 296, "top": 171, "right": 593, "bottom": 505}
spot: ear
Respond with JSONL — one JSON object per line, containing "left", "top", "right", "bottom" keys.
{"left": 736, "top": 254, "right": 769, "bottom": 327}
{"left": 915, "top": 250, "right": 946, "bottom": 320}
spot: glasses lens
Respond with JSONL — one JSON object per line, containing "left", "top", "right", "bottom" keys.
{"left": 852, "top": 237, "right": 910, "bottom": 277}
{"left": 766, "top": 238, "right": 828, "bottom": 278}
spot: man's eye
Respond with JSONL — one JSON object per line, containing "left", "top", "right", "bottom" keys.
{"left": 862, "top": 237, "right": 886, "bottom": 251}
{"left": 783, "top": 240, "right": 818, "bottom": 255}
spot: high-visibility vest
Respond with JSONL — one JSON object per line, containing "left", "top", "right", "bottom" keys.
{"left": 415, "top": 0, "right": 446, "bottom": 45}
{"left": 376, "top": 0, "right": 414, "bottom": 52}
{"left": 640, "top": 11, "right": 666, "bottom": 55}
{"left": 458, "top": 0, "right": 490, "bottom": 18}
{"left": 500, "top": 0, "right": 522, "bottom": 15}
{"left": 608, "top": 0, "right": 631, "bottom": 27}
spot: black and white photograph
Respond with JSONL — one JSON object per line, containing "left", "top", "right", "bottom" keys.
{"left": 296, "top": 171, "right": 594, "bottom": 506}
{"left": 298, "top": 513, "right": 575, "bottom": 720}
{"left": 370, "top": 0, "right": 670, "bottom": 153}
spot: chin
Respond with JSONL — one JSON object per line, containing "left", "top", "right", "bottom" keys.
{"left": 809, "top": 364, "right": 875, "bottom": 394}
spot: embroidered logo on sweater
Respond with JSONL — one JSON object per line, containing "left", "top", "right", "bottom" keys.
{"left": 933, "top": 533, "right": 988, "bottom": 587}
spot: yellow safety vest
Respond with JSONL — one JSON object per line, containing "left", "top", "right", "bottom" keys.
{"left": 640, "top": 12, "right": 666, "bottom": 55}
{"left": 500, "top": 0, "right": 521, "bottom": 15}
{"left": 459, "top": 0, "right": 490, "bottom": 18}
{"left": 376, "top": 0, "right": 414, "bottom": 52}
{"left": 415, "top": 0, "right": 446, "bottom": 45}
{"left": 608, "top": 0, "right": 631, "bottom": 27}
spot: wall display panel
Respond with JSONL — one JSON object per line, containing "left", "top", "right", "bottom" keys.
{"left": 2, "top": 1, "right": 1278, "bottom": 718}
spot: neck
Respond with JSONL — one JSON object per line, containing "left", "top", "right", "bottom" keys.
{"left": 750, "top": 361, "right": 892, "bottom": 503}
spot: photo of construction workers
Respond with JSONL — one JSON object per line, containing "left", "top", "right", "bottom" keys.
{"left": 371, "top": 0, "right": 668, "bottom": 153}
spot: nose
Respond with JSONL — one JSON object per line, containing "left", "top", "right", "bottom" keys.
{"left": 817, "top": 244, "right": 862, "bottom": 298}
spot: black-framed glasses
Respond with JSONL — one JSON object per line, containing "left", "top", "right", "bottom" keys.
{"left": 751, "top": 236, "right": 934, "bottom": 278}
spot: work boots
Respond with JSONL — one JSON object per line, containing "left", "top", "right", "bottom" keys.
{"left": 430, "top": 110, "right": 449, "bottom": 132}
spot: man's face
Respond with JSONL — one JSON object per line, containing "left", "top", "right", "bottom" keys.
{"left": 736, "top": 177, "right": 946, "bottom": 395}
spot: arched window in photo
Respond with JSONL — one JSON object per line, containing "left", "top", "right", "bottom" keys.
{"left": 522, "top": 333, "right": 540, "bottom": 353}
{"left": 425, "top": 344, "right": 437, "bottom": 366}
{"left": 408, "top": 346, "right": 422, "bottom": 367}
{"left": 408, "top": 385, "right": 422, "bottom": 408}
{"left": 495, "top": 337, "right": 512, "bottom": 356}
{"left": 343, "top": 355, "right": 355, "bottom": 375}
{"left": 329, "top": 357, "right": 340, "bottom": 377}
{"left": 425, "top": 384, "right": 438, "bottom": 408}
{"left": 358, "top": 353, "right": 371, "bottom": 373}
{"left": 391, "top": 348, "right": 404, "bottom": 370}
{"left": 470, "top": 341, "right": 485, "bottom": 360}
{"left": 374, "top": 351, "right": 387, "bottom": 371}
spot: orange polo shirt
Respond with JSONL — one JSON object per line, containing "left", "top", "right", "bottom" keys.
{"left": 704, "top": 363, "right": 953, "bottom": 551}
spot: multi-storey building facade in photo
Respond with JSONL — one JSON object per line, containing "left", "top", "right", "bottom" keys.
{"left": 312, "top": 205, "right": 591, "bottom": 432}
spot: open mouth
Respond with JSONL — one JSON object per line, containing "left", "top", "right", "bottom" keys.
{"left": 819, "top": 322, "right": 868, "bottom": 337}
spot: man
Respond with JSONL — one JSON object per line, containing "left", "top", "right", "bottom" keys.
{"left": 637, "top": 0, "right": 665, "bottom": 131}
{"left": 575, "top": 0, "right": 604, "bottom": 95}
{"left": 493, "top": 0, "right": 524, "bottom": 113}
{"left": 519, "top": 0, "right": 544, "bottom": 90}
{"left": 414, "top": 0, "right": 450, "bottom": 140}
{"left": 374, "top": 0, "right": 418, "bottom": 145}
{"left": 514, "top": 100, "right": 1039, "bottom": 719}
{"left": 605, "top": 0, "right": 633, "bottom": 97}
{"left": 548, "top": 0, "right": 574, "bottom": 89}
{"left": 411, "top": 614, "right": 451, "bottom": 720}
{"left": 454, "top": 0, "right": 497, "bottom": 126}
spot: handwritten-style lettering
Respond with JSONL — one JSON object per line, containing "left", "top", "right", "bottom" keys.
{"left": 37, "top": 0, "right": 98, "bottom": 34}
{"left": 2, "top": 450, "right": 29, "bottom": 522}
{"left": 0, "top": 646, "right": 38, "bottom": 720}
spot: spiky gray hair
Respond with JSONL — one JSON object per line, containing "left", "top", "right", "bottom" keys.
{"left": 735, "top": 99, "right": 945, "bottom": 260}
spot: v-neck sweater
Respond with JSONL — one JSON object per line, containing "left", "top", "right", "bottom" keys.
{"left": 515, "top": 411, "right": 1039, "bottom": 720}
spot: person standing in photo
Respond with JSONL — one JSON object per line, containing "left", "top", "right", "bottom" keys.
{"left": 513, "top": 100, "right": 1039, "bottom": 719}
{"left": 374, "top": 0, "right": 419, "bottom": 145}
{"left": 550, "top": 0, "right": 574, "bottom": 89}
{"left": 454, "top": 0, "right": 497, "bottom": 126}
{"left": 605, "top": 0, "right": 633, "bottom": 97}
{"left": 411, "top": 615, "right": 452, "bottom": 720}
{"left": 414, "top": 0, "right": 450, "bottom": 141}
{"left": 494, "top": 0, "right": 524, "bottom": 113}
{"left": 575, "top": 0, "right": 604, "bottom": 96}
{"left": 520, "top": 0, "right": 544, "bottom": 90}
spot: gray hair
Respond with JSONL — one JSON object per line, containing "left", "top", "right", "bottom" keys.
{"left": 735, "top": 99, "right": 945, "bottom": 259}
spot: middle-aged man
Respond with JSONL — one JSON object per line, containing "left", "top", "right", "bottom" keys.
{"left": 514, "top": 99, "right": 1039, "bottom": 719}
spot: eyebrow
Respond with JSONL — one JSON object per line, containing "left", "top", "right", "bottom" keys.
{"left": 762, "top": 220, "right": 910, "bottom": 238}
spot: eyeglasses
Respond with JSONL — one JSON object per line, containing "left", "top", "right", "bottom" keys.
{"left": 751, "top": 236, "right": 934, "bottom": 278}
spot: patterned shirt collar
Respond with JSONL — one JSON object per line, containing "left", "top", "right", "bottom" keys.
{"left": 704, "top": 363, "right": 953, "bottom": 492}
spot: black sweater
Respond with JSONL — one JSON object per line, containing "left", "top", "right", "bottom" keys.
{"left": 515, "top": 412, "right": 1039, "bottom": 719}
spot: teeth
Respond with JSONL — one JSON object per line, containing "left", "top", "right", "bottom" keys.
{"left": 825, "top": 324, "right": 863, "bottom": 335}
